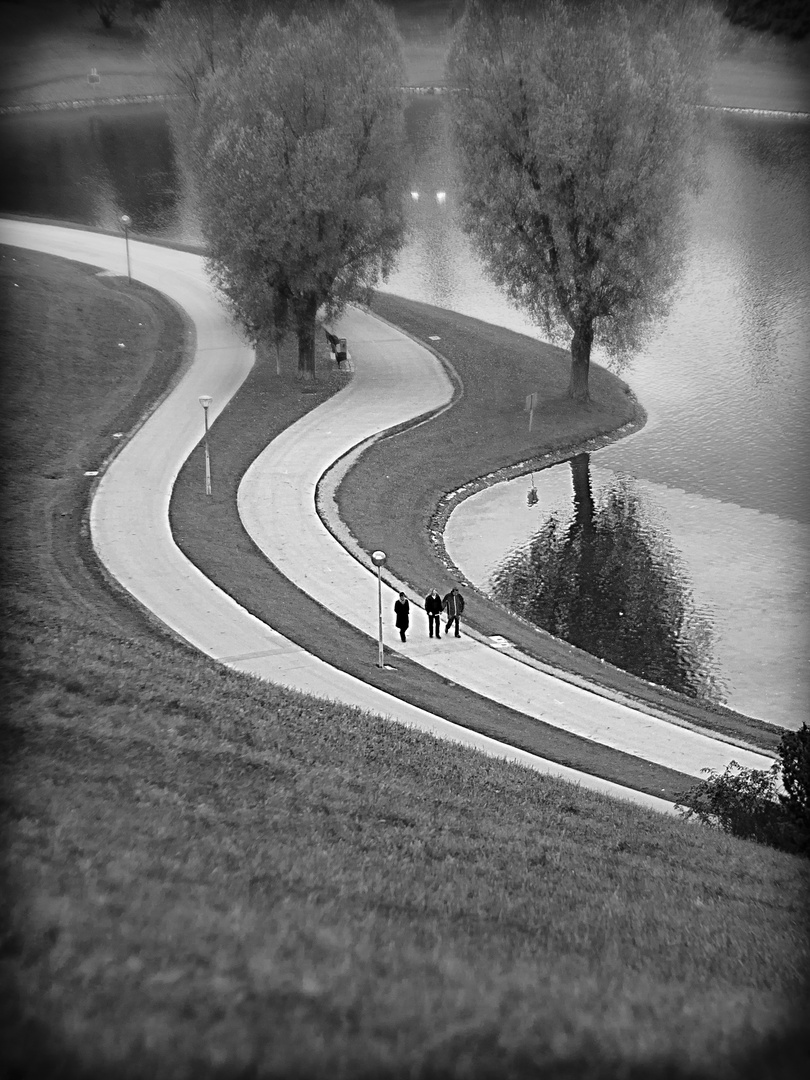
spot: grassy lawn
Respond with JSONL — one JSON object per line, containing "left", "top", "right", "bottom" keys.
{"left": 0, "top": 2, "right": 170, "bottom": 109}
{"left": 3, "top": 246, "right": 810, "bottom": 1078}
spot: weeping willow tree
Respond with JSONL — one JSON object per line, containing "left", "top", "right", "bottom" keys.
{"left": 448, "top": 0, "right": 722, "bottom": 400}
{"left": 490, "top": 455, "right": 722, "bottom": 700}
{"left": 144, "top": 0, "right": 408, "bottom": 376}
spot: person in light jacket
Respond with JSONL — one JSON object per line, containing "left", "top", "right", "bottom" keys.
{"left": 394, "top": 592, "right": 410, "bottom": 642}
{"left": 425, "top": 588, "right": 442, "bottom": 639}
{"left": 442, "top": 587, "right": 464, "bottom": 638}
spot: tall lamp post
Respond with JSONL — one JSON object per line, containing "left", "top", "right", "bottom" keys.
{"left": 120, "top": 214, "right": 132, "bottom": 283}
{"left": 199, "top": 395, "right": 212, "bottom": 496}
{"left": 371, "top": 550, "right": 387, "bottom": 668}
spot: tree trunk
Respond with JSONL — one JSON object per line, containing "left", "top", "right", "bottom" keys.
{"left": 570, "top": 453, "right": 594, "bottom": 535}
{"left": 295, "top": 295, "right": 318, "bottom": 380}
{"left": 568, "top": 320, "right": 593, "bottom": 402}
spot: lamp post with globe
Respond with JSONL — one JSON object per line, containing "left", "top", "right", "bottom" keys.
{"left": 120, "top": 214, "right": 132, "bottom": 283}
{"left": 199, "top": 395, "right": 212, "bottom": 496}
{"left": 371, "top": 550, "right": 387, "bottom": 668}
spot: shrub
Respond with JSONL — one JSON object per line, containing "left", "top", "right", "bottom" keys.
{"left": 676, "top": 724, "right": 810, "bottom": 856}
{"left": 780, "top": 723, "right": 810, "bottom": 825}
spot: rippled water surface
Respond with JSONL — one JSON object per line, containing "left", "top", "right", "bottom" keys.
{"left": 1, "top": 96, "right": 807, "bottom": 725}
{"left": 445, "top": 457, "right": 808, "bottom": 728}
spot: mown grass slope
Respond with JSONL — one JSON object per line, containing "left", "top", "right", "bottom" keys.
{"left": 1, "top": 246, "right": 809, "bottom": 1079}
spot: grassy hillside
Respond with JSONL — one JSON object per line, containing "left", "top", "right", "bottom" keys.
{"left": 2, "top": 247, "right": 809, "bottom": 1078}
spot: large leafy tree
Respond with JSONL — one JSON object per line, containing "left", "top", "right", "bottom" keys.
{"left": 447, "top": 0, "right": 721, "bottom": 400}
{"left": 185, "top": 0, "right": 407, "bottom": 377}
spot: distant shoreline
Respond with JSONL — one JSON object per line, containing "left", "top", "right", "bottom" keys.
{"left": 1, "top": 7, "right": 808, "bottom": 114}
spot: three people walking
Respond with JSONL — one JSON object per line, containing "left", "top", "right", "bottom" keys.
{"left": 394, "top": 586, "right": 465, "bottom": 642}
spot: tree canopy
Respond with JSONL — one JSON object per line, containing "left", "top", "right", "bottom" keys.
{"left": 144, "top": 1, "right": 408, "bottom": 376}
{"left": 181, "top": 0, "right": 407, "bottom": 376}
{"left": 447, "top": 0, "right": 721, "bottom": 400}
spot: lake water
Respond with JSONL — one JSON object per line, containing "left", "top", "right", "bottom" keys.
{"left": 1, "top": 97, "right": 807, "bottom": 727}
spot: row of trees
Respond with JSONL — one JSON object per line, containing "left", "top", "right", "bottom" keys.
{"left": 145, "top": 0, "right": 722, "bottom": 394}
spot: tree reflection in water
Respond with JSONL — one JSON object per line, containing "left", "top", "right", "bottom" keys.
{"left": 490, "top": 454, "right": 723, "bottom": 701}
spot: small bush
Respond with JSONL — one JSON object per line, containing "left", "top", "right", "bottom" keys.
{"left": 676, "top": 724, "right": 810, "bottom": 856}
{"left": 780, "top": 723, "right": 810, "bottom": 824}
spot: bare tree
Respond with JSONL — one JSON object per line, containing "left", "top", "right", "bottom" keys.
{"left": 187, "top": 0, "right": 408, "bottom": 378}
{"left": 141, "top": 0, "right": 269, "bottom": 104}
{"left": 80, "top": 0, "right": 119, "bottom": 29}
{"left": 448, "top": 0, "right": 721, "bottom": 401}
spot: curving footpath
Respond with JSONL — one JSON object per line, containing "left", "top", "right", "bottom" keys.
{"left": 1, "top": 220, "right": 775, "bottom": 818}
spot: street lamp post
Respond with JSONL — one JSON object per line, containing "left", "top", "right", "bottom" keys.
{"left": 120, "top": 214, "right": 132, "bottom": 283}
{"left": 371, "top": 550, "right": 387, "bottom": 668}
{"left": 199, "top": 395, "right": 212, "bottom": 496}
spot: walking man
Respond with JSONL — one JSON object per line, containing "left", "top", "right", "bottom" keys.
{"left": 425, "top": 588, "right": 442, "bottom": 639}
{"left": 394, "top": 592, "right": 410, "bottom": 643}
{"left": 442, "top": 586, "right": 464, "bottom": 638}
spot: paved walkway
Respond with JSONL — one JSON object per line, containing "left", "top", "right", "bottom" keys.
{"left": 1, "top": 220, "right": 776, "bottom": 818}
{"left": 238, "top": 307, "right": 776, "bottom": 781}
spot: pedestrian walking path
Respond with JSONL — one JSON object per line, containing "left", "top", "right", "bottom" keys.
{"left": 237, "top": 307, "right": 775, "bottom": 781}
{"left": 1, "top": 219, "right": 774, "bottom": 818}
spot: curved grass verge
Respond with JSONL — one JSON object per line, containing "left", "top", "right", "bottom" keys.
{"left": 169, "top": 323, "right": 698, "bottom": 801}
{"left": 3, "top": 247, "right": 809, "bottom": 1079}
{"left": 341, "top": 293, "right": 781, "bottom": 753}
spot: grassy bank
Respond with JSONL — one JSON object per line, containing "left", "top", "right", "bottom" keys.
{"left": 0, "top": 2, "right": 170, "bottom": 109}
{"left": 3, "top": 248, "right": 810, "bottom": 1078}
{"left": 346, "top": 293, "right": 781, "bottom": 751}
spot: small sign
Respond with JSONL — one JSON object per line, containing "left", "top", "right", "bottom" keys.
{"left": 88, "top": 68, "right": 100, "bottom": 85}
{"left": 489, "top": 635, "right": 513, "bottom": 649}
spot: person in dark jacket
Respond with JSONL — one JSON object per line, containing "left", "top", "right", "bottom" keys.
{"left": 425, "top": 588, "right": 442, "bottom": 639}
{"left": 442, "top": 587, "right": 464, "bottom": 637}
{"left": 394, "top": 592, "right": 410, "bottom": 642}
